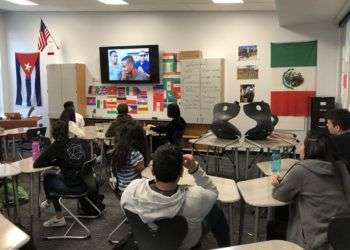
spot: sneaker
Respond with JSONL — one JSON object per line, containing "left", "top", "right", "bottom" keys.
{"left": 43, "top": 217, "right": 66, "bottom": 228}
{"left": 40, "top": 200, "right": 51, "bottom": 209}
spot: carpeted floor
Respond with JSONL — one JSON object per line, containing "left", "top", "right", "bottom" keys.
{"left": 3, "top": 152, "right": 273, "bottom": 250}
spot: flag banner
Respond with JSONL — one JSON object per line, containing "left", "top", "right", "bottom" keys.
{"left": 38, "top": 20, "right": 51, "bottom": 52}
{"left": 15, "top": 52, "right": 42, "bottom": 106}
{"left": 271, "top": 91, "right": 316, "bottom": 116}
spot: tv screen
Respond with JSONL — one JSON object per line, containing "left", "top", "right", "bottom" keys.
{"left": 99, "top": 45, "right": 159, "bottom": 84}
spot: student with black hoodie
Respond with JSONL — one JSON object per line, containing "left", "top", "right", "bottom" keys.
{"left": 34, "top": 120, "right": 91, "bottom": 227}
{"left": 147, "top": 103, "right": 186, "bottom": 147}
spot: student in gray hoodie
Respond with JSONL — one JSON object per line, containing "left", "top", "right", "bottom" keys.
{"left": 272, "top": 132, "right": 350, "bottom": 250}
{"left": 121, "top": 143, "right": 230, "bottom": 249}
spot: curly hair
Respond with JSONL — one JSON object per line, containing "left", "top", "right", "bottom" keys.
{"left": 112, "top": 122, "right": 149, "bottom": 171}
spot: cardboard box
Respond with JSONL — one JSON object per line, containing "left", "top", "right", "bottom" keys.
{"left": 179, "top": 50, "right": 202, "bottom": 60}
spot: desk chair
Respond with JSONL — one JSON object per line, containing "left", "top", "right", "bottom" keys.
{"left": 107, "top": 158, "right": 128, "bottom": 244}
{"left": 124, "top": 209, "right": 187, "bottom": 250}
{"left": 44, "top": 158, "right": 102, "bottom": 240}
{"left": 243, "top": 101, "right": 278, "bottom": 140}
{"left": 328, "top": 215, "right": 350, "bottom": 250}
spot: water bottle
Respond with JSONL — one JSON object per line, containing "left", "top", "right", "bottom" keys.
{"left": 271, "top": 149, "right": 281, "bottom": 174}
{"left": 32, "top": 141, "right": 41, "bottom": 161}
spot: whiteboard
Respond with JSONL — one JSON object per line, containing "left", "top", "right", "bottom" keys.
{"left": 181, "top": 58, "right": 224, "bottom": 124}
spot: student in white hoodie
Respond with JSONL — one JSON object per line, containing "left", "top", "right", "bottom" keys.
{"left": 121, "top": 143, "right": 230, "bottom": 249}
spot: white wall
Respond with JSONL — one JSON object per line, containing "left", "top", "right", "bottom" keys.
{"left": 0, "top": 13, "right": 9, "bottom": 116}
{"left": 1, "top": 11, "right": 340, "bottom": 137}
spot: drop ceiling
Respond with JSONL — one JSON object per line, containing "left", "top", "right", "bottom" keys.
{"left": 0, "top": 0, "right": 275, "bottom": 12}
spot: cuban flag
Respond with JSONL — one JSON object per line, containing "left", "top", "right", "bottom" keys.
{"left": 15, "top": 52, "right": 42, "bottom": 106}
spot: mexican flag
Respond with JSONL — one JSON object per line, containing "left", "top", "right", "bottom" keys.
{"left": 270, "top": 41, "right": 317, "bottom": 117}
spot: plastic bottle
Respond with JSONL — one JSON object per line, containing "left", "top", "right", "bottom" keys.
{"left": 271, "top": 149, "right": 281, "bottom": 174}
{"left": 32, "top": 141, "right": 41, "bottom": 161}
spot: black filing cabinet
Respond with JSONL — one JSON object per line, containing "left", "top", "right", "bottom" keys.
{"left": 311, "top": 97, "right": 335, "bottom": 133}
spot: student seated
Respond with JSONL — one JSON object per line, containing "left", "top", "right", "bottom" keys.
{"left": 147, "top": 103, "right": 186, "bottom": 147}
{"left": 272, "top": 132, "right": 350, "bottom": 250}
{"left": 34, "top": 120, "right": 91, "bottom": 227}
{"left": 112, "top": 122, "right": 149, "bottom": 193}
{"left": 325, "top": 108, "right": 350, "bottom": 166}
{"left": 121, "top": 144, "right": 230, "bottom": 249}
{"left": 60, "top": 108, "right": 85, "bottom": 138}
{"left": 106, "top": 103, "right": 135, "bottom": 141}
{"left": 63, "top": 101, "right": 85, "bottom": 128}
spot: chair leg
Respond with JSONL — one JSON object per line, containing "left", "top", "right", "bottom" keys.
{"left": 108, "top": 218, "right": 127, "bottom": 244}
{"left": 72, "top": 197, "right": 102, "bottom": 219}
{"left": 44, "top": 198, "right": 91, "bottom": 240}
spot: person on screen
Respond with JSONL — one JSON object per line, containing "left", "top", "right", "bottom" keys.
{"left": 121, "top": 55, "right": 149, "bottom": 81}
{"left": 109, "top": 50, "right": 122, "bottom": 80}
{"left": 135, "top": 50, "right": 150, "bottom": 77}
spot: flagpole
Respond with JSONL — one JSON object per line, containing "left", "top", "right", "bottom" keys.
{"left": 41, "top": 19, "right": 60, "bottom": 50}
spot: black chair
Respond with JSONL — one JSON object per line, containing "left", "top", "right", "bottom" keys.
{"left": 243, "top": 101, "right": 278, "bottom": 140}
{"left": 124, "top": 209, "right": 188, "bottom": 250}
{"left": 44, "top": 157, "right": 102, "bottom": 240}
{"left": 107, "top": 155, "right": 128, "bottom": 244}
{"left": 328, "top": 215, "right": 350, "bottom": 250}
{"left": 211, "top": 102, "right": 241, "bottom": 140}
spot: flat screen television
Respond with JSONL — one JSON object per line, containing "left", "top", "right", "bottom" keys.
{"left": 99, "top": 45, "right": 159, "bottom": 84}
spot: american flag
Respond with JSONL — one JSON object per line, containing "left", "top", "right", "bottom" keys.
{"left": 38, "top": 20, "right": 51, "bottom": 52}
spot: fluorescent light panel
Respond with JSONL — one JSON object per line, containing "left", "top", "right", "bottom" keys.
{"left": 212, "top": 0, "right": 243, "bottom": 3}
{"left": 4, "top": 0, "right": 38, "bottom": 5}
{"left": 97, "top": 0, "right": 128, "bottom": 5}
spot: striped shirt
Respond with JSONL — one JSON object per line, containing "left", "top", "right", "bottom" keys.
{"left": 117, "top": 150, "right": 144, "bottom": 192}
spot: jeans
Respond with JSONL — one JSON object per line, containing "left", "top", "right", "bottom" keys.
{"left": 203, "top": 203, "right": 231, "bottom": 247}
{"left": 43, "top": 173, "right": 87, "bottom": 212}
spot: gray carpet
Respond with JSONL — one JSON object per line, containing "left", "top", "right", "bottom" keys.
{"left": 4, "top": 152, "right": 273, "bottom": 250}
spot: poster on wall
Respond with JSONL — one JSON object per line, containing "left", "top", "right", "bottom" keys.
{"left": 240, "top": 84, "right": 255, "bottom": 103}
{"left": 238, "top": 45, "right": 257, "bottom": 61}
{"left": 237, "top": 65, "right": 259, "bottom": 80}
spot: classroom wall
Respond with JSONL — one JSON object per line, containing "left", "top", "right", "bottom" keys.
{"left": 0, "top": 13, "right": 8, "bottom": 117}
{"left": 1, "top": 11, "right": 341, "bottom": 136}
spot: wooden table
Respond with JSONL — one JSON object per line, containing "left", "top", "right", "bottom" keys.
{"left": 12, "top": 157, "right": 52, "bottom": 233}
{"left": 142, "top": 166, "right": 240, "bottom": 243}
{"left": 0, "top": 116, "right": 40, "bottom": 129}
{"left": 0, "top": 164, "right": 22, "bottom": 223}
{"left": 213, "top": 240, "right": 302, "bottom": 250}
{"left": 237, "top": 177, "right": 287, "bottom": 242}
{"left": 257, "top": 158, "right": 299, "bottom": 176}
{"left": 0, "top": 214, "right": 30, "bottom": 249}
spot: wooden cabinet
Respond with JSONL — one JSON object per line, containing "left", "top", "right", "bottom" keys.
{"left": 47, "top": 64, "right": 86, "bottom": 118}
{"left": 180, "top": 59, "right": 224, "bottom": 124}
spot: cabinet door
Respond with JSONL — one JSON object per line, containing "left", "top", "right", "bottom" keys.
{"left": 47, "top": 64, "right": 62, "bottom": 118}
{"left": 180, "top": 60, "right": 201, "bottom": 124}
{"left": 200, "top": 59, "right": 224, "bottom": 124}
{"left": 61, "top": 64, "right": 77, "bottom": 104}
